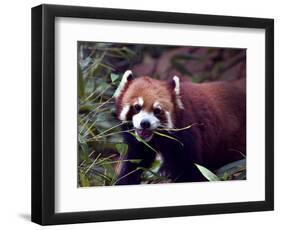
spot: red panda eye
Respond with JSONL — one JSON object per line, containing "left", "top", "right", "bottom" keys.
{"left": 153, "top": 108, "right": 161, "bottom": 115}
{"left": 134, "top": 104, "right": 142, "bottom": 113}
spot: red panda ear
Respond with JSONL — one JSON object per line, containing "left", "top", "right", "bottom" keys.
{"left": 168, "top": 78, "right": 176, "bottom": 89}
{"left": 168, "top": 76, "right": 180, "bottom": 94}
{"left": 168, "top": 76, "right": 184, "bottom": 109}
{"left": 113, "top": 70, "right": 133, "bottom": 98}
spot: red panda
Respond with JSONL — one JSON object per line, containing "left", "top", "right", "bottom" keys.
{"left": 114, "top": 70, "right": 246, "bottom": 185}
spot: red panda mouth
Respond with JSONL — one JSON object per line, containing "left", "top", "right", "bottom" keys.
{"left": 135, "top": 129, "right": 153, "bottom": 141}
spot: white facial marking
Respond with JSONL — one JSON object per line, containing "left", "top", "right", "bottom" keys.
{"left": 173, "top": 76, "right": 180, "bottom": 95}
{"left": 134, "top": 97, "right": 144, "bottom": 106}
{"left": 119, "top": 104, "right": 130, "bottom": 121}
{"left": 132, "top": 111, "right": 160, "bottom": 130}
{"left": 165, "top": 111, "right": 174, "bottom": 129}
{"left": 113, "top": 70, "right": 132, "bottom": 98}
{"left": 176, "top": 98, "right": 184, "bottom": 110}
{"left": 153, "top": 101, "right": 161, "bottom": 109}
{"left": 173, "top": 76, "right": 184, "bottom": 109}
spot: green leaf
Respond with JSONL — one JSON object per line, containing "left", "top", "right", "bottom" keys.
{"left": 121, "top": 47, "right": 136, "bottom": 57}
{"left": 222, "top": 172, "right": 229, "bottom": 181}
{"left": 216, "top": 159, "right": 246, "bottom": 178}
{"left": 99, "top": 62, "right": 115, "bottom": 71}
{"left": 115, "top": 143, "right": 128, "bottom": 156}
{"left": 96, "top": 82, "right": 109, "bottom": 92}
{"left": 79, "top": 171, "right": 90, "bottom": 187}
{"left": 150, "top": 159, "right": 161, "bottom": 171}
{"left": 79, "top": 104, "right": 96, "bottom": 113}
{"left": 102, "top": 163, "right": 115, "bottom": 180}
{"left": 154, "top": 131, "right": 183, "bottom": 146}
{"left": 89, "top": 64, "right": 102, "bottom": 77}
{"left": 128, "top": 132, "right": 159, "bottom": 154}
{"left": 110, "top": 73, "right": 120, "bottom": 84}
{"left": 78, "top": 66, "right": 85, "bottom": 99}
{"left": 138, "top": 167, "right": 166, "bottom": 180}
{"left": 128, "top": 159, "right": 142, "bottom": 164}
{"left": 79, "top": 143, "right": 89, "bottom": 161}
{"left": 195, "top": 164, "right": 221, "bottom": 181}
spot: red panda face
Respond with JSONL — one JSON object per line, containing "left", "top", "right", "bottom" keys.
{"left": 114, "top": 70, "right": 183, "bottom": 142}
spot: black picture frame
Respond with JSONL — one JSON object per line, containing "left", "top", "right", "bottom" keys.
{"left": 31, "top": 4, "right": 274, "bottom": 225}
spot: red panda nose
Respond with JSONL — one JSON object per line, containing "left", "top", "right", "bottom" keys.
{"left": 140, "top": 120, "right": 151, "bottom": 129}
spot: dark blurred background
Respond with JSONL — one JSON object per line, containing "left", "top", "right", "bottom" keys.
{"left": 79, "top": 42, "right": 246, "bottom": 82}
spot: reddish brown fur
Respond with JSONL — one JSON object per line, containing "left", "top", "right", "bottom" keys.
{"left": 121, "top": 77, "right": 174, "bottom": 111}
{"left": 116, "top": 76, "right": 246, "bottom": 171}
{"left": 177, "top": 80, "right": 246, "bottom": 169}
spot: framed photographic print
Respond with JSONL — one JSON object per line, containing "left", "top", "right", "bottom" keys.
{"left": 31, "top": 4, "right": 274, "bottom": 225}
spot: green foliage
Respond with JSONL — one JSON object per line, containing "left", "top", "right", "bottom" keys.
{"left": 115, "top": 143, "right": 128, "bottom": 156}
{"left": 110, "top": 73, "right": 120, "bottom": 85}
{"left": 195, "top": 158, "right": 246, "bottom": 181}
{"left": 216, "top": 159, "right": 246, "bottom": 180}
{"left": 79, "top": 171, "right": 90, "bottom": 187}
{"left": 128, "top": 131, "right": 159, "bottom": 154}
{"left": 195, "top": 164, "right": 221, "bottom": 181}
{"left": 141, "top": 156, "right": 169, "bottom": 184}
{"left": 77, "top": 42, "right": 166, "bottom": 187}
{"left": 153, "top": 131, "right": 183, "bottom": 146}
{"left": 78, "top": 43, "right": 134, "bottom": 187}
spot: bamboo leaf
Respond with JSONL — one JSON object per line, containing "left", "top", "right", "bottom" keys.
{"left": 78, "top": 66, "right": 85, "bottom": 99}
{"left": 110, "top": 73, "right": 120, "bottom": 84}
{"left": 128, "top": 132, "right": 159, "bottom": 154}
{"left": 195, "top": 164, "right": 221, "bottom": 181}
{"left": 154, "top": 131, "right": 183, "bottom": 146}
{"left": 128, "top": 159, "right": 142, "bottom": 164}
{"left": 79, "top": 143, "right": 89, "bottom": 161}
{"left": 216, "top": 159, "right": 246, "bottom": 178}
{"left": 138, "top": 167, "right": 166, "bottom": 180}
{"left": 79, "top": 171, "right": 90, "bottom": 187}
{"left": 115, "top": 143, "right": 128, "bottom": 156}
